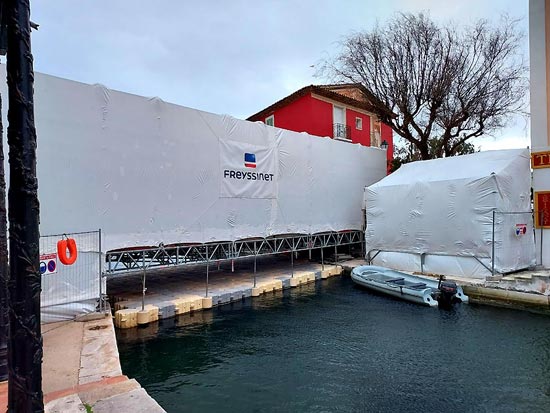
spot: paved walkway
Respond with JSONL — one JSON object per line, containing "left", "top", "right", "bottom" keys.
{"left": 0, "top": 315, "right": 165, "bottom": 412}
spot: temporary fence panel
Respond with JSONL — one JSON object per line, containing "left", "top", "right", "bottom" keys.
{"left": 0, "top": 65, "right": 387, "bottom": 252}
{"left": 366, "top": 149, "right": 536, "bottom": 278}
{"left": 40, "top": 230, "right": 103, "bottom": 323}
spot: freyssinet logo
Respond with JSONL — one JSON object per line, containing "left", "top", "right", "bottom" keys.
{"left": 220, "top": 141, "right": 277, "bottom": 198}
{"left": 244, "top": 153, "right": 256, "bottom": 168}
{"left": 223, "top": 151, "right": 274, "bottom": 182}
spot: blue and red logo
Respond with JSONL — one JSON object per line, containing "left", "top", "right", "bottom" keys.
{"left": 244, "top": 153, "right": 256, "bottom": 168}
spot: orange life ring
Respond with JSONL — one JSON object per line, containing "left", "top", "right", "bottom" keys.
{"left": 57, "top": 237, "right": 78, "bottom": 265}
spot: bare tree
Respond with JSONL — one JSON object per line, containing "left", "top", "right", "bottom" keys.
{"left": 322, "top": 13, "right": 527, "bottom": 160}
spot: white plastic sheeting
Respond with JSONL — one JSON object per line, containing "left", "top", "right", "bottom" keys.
{"left": 1, "top": 66, "right": 387, "bottom": 320}
{"left": 0, "top": 66, "right": 386, "bottom": 250}
{"left": 365, "top": 149, "right": 536, "bottom": 278}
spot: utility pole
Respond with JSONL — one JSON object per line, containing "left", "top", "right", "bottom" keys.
{"left": 0, "top": 92, "right": 8, "bottom": 384}
{"left": 0, "top": 94, "right": 8, "bottom": 383}
{"left": 0, "top": 0, "right": 9, "bottom": 386}
{"left": 5, "top": 0, "right": 43, "bottom": 411}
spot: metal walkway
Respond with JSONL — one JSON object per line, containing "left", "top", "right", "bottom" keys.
{"left": 105, "top": 230, "right": 364, "bottom": 276}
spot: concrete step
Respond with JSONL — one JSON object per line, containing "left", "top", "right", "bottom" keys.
{"left": 513, "top": 274, "right": 533, "bottom": 281}
{"left": 45, "top": 394, "right": 86, "bottom": 413}
{"left": 531, "top": 272, "right": 550, "bottom": 281}
{"left": 92, "top": 388, "right": 166, "bottom": 413}
{"left": 79, "top": 378, "right": 141, "bottom": 406}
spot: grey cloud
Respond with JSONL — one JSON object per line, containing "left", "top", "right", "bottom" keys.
{"left": 30, "top": 0, "right": 527, "bottom": 125}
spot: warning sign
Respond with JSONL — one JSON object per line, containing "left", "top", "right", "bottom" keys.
{"left": 40, "top": 253, "right": 57, "bottom": 275}
{"left": 515, "top": 224, "right": 527, "bottom": 237}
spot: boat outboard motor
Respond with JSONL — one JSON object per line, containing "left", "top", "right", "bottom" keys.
{"left": 437, "top": 276, "right": 458, "bottom": 306}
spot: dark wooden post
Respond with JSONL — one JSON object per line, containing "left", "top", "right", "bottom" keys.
{"left": 0, "top": 0, "right": 9, "bottom": 387}
{"left": 0, "top": 93, "right": 8, "bottom": 383}
{"left": 5, "top": 0, "right": 43, "bottom": 411}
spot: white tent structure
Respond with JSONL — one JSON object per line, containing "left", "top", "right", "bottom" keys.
{"left": 365, "top": 149, "right": 536, "bottom": 278}
{"left": 1, "top": 65, "right": 387, "bottom": 321}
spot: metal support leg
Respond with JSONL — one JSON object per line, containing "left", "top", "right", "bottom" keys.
{"left": 491, "top": 210, "right": 496, "bottom": 276}
{"left": 98, "top": 228, "right": 102, "bottom": 313}
{"left": 334, "top": 244, "right": 338, "bottom": 264}
{"left": 206, "top": 245, "right": 209, "bottom": 297}
{"left": 253, "top": 241, "right": 257, "bottom": 288}
{"left": 321, "top": 248, "right": 324, "bottom": 271}
{"left": 141, "top": 269, "right": 147, "bottom": 311}
{"left": 291, "top": 250, "right": 294, "bottom": 278}
{"left": 254, "top": 255, "right": 257, "bottom": 288}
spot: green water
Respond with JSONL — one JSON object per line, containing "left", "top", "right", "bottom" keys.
{"left": 117, "top": 276, "right": 550, "bottom": 413}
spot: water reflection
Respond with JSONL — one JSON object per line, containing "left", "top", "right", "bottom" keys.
{"left": 118, "top": 276, "right": 550, "bottom": 413}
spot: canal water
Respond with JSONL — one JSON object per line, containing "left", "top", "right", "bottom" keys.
{"left": 117, "top": 276, "right": 550, "bottom": 413}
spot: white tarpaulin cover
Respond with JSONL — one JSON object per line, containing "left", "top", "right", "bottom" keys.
{"left": 1, "top": 65, "right": 386, "bottom": 320}
{"left": 365, "top": 149, "right": 536, "bottom": 278}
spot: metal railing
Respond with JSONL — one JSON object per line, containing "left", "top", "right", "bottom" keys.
{"left": 106, "top": 230, "right": 364, "bottom": 305}
{"left": 105, "top": 230, "right": 364, "bottom": 276}
{"left": 333, "top": 123, "right": 351, "bottom": 140}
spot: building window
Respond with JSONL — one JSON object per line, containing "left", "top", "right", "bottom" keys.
{"left": 355, "top": 117, "right": 362, "bottom": 130}
{"left": 265, "top": 115, "right": 274, "bottom": 126}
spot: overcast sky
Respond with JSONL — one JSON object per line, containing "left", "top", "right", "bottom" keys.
{"left": 25, "top": 0, "right": 530, "bottom": 150}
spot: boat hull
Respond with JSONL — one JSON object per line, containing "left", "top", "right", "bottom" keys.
{"left": 351, "top": 265, "right": 468, "bottom": 307}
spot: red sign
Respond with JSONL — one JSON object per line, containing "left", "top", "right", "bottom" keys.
{"left": 532, "top": 151, "right": 550, "bottom": 169}
{"left": 534, "top": 191, "right": 550, "bottom": 228}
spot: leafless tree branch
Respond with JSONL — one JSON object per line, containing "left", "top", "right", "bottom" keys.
{"left": 320, "top": 13, "right": 528, "bottom": 160}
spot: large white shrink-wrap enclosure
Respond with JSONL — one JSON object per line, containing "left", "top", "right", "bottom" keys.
{"left": 1, "top": 65, "right": 386, "bottom": 320}
{"left": 365, "top": 149, "right": 536, "bottom": 278}
{"left": 0, "top": 66, "right": 387, "bottom": 250}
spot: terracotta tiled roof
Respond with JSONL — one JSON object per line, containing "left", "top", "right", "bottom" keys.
{"left": 247, "top": 84, "right": 384, "bottom": 121}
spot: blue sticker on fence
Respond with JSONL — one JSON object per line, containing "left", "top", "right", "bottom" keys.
{"left": 47, "top": 260, "right": 56, "bottom": 273}
{"left": 40, "top": 262, "right": 47, "bottom": 275}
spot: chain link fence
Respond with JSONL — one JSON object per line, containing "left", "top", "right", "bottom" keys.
{"left": 39, "top": 229, "right": 103, "bottom": 323}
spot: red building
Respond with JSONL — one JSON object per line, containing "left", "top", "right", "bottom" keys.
{"left": 247, "top": 84, "right": 394, "bottom": 167}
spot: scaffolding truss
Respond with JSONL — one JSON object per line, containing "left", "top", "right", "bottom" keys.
{"left": 105, "top": 230, "right": 363, "bottom": 276}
